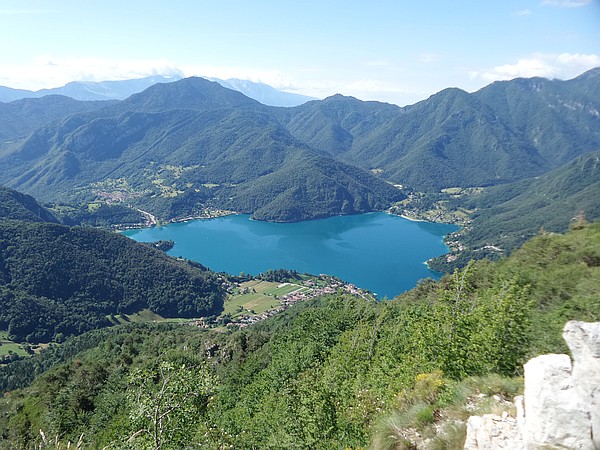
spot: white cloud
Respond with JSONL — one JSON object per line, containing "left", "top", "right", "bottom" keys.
{"left": 469, "top": 53, "right": 600, "bottom": 83}
{"left": 0, "top": 56, "right": 183, "bottom": 90}
{"left": 541, "top": 0, "right": 593, "bottom": 7}
{"left": 181, "top": 64, "right": 300, "bottom": 91}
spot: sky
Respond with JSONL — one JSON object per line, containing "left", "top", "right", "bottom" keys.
{"left": 0, "top": 0, "right": 599, "bottom": 106}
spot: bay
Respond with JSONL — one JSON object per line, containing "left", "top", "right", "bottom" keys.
{"left": 123, "top": 213, "right": 458, "bottom": 299}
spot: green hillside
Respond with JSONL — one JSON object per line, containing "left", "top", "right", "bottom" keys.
{"left": 278, "top": 70, "right": 600, "bottom": 191}
{"left": 0, "top": 219, "right": 225, "bottom": 342}
{"left": 428, "top": 150, "right": 600, "bottom": 272}
{"left": 1, "top": 222, "right": 599, "bottom": 448}
{"left": 1, "top": 70, "right": 599, "bottom": 224}
{"left": 0, "top": 78, "right": 402, "bottom": 222}
{"left": 0, "top": 95, "right": 114, "bottom": 150}
{"left": 0, "top": 186, "right": 59, "bottom": 223}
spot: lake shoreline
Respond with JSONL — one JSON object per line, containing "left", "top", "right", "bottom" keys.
{"left": 123, "top": 212, "right": 458, "bottom": 299}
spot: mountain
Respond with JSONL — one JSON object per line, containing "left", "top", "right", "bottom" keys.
{"left": 0, "top": 187, "right": 225, "bottom": 342}
{"left": 0, "top": 75, "right": 316, "bottom": 106}
{"left": 0, "top": 69, "right": 599, "bottom": 224}
{"left": 0, "top": 75, "right": 182, "bottom": 102}
{"left": 473, "top": 73, "right": 600, "bottom": 166}
{"left": 0, "top": 95, "right": 114, "bottom": 150}
{"left": 462, "top": 149, "right": 600, "bottom": 250}
{"left": 277, "top": 90, "right": 545, "bottom": 190}
{"left": 209, "top": 77, "right": 317, "bottom": 107}
{"left": 0, "top": 77, "right": 403, "bottom": 222}
{"left": 2, "top": 221, "right": 599, "bottom": 448}
{"left": 0, "top": 186, "right": 59, "bottom": 223}
{"left": 277, "top": 69, "right": 600, "bottom": 191}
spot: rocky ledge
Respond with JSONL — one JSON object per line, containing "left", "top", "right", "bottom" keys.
{"left": 464, "top": 321, "right": 600, "bottom": 450}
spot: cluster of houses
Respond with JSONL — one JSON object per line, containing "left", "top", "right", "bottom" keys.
{"left": 219, "top": 277, "right": 372, "bottom": 329}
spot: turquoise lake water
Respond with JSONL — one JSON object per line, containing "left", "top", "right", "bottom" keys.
{"left": 123, "top": 213, "right": 458, "bottom": 299}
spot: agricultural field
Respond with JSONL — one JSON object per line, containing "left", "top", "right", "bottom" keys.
{"left": 223, "top": 280, "right": 310, "bottom": 317}
{"left": 107, "top": 309, "right": 191, "bottom": 325}
{"left": 0, "top": 331, "right": 40, "bottom": 362}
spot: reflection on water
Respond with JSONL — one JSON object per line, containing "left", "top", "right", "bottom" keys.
{"left": 124, "top": 213, "right": 458, "bottom": 299}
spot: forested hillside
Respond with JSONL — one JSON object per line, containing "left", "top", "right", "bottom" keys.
{"left": 428, "top": 149, "right": 600, "bottom": 272}
{"left": 0, "top": 78, "right": 402, "bottom": 222}
{"left": 2, "top": 221, "right": 599, "bottom": 449}
{"left": 1, "top": 70, "right": 599, "bottom": 225}
{"left": 0, "top": 95, "right": 115, "bottom": 149}
{"left": 0, "top": 220, "right": 225, "bottom": 342}
{"left": 0, "top": 186, "right": 225, "bottom": 343}
{"left": 0, "top": 186, "right": 59, "bottom": 223}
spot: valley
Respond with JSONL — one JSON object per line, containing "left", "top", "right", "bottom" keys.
{"left": 0, "top": 68, "right": 599, "bottom": 449}
{"left": 2, "top": 70, "right": 599, "bottom": 269}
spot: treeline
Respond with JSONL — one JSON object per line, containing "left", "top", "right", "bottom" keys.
{"left": 257, "top": 268, "right": 301, "bottom": 282}
{"left": 1, "top": 222, "right": 599, "bottom": 448}
{"left": 431, "top": 150, "right": 600, "bottom": 272}
{"left": 0, "top": 220, "right": 225, "bottom": 342}
{"left": 57, "top": 203, "right": 145, "bottom": 228}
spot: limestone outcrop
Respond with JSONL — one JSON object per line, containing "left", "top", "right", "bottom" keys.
{"left": 464, "top": 320, "right": 600, "bottom": 450}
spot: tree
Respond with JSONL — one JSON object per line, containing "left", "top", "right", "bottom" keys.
{"left": 126, "top": 360, "right": 216, "bottom": 449}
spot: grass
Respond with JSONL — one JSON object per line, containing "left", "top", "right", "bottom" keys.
{"left": 371, "top": 373, "right": 524, "bottom": 450}
{"left": 0, "top": 330, "right": 29, "bottom": 358}
{"left": 107, "top": 309, "right": 175, "bottom": 325}
{"left": 223, "top": 280, "right": 310, "bottom": 317}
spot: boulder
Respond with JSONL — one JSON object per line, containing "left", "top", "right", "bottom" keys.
{"left": 523, "top": 353, "right": 593, "bottom": 449}
{"left": 464, "top": 321, "right": 600, "bottom": 450}
{"left": 464, "top": 413, "right": 524, "bottom": 450}
{"left": 564, "top": 321, "right": 600, "bottom": 448}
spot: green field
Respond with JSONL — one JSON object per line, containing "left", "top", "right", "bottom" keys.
{"left": 223, "top": 280, "right": 310, "bottom": 317}
{"left": 0, "top": 331, "right": 28, "bottom": 358}
{"left": 107, "top": 309, "right": 193, "bottom": 325}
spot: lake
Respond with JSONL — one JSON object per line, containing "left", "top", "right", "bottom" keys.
{"left": 123, "top": 213, "right": 458, "bottom": 299}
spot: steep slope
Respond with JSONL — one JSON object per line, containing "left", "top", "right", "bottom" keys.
{"left": 0, "top": 95, "right": 114, "bottom": 148}
{"left": 0, "top": 75, "right": 315, "bottom": 106}
{"left": 462, "top": 149, "right": 600, "bottom": 251}
{"left": 0, "top": 77, "right": 402, "bottom": 221}
{"left": 0, "top": 75, "right": 182, "bottom": 102}
{"left": 277, "top": 70, "right": 600, "bottom": 191}
{"left": 1, "top": 70, "right": 599, "bottom": 223}
{"left": 277, "top": 90, "right": 546, "bottom": 190}
{"left": 0, "top": 186, "right": 58, "bottom": 223}
{"left": 1, "top": 222, "right": 599, "bottom": 448}
{"left": 0, "top": 219, "right": 225, "bottom": 343}
{"left": 474, "top": 73, "right": 600, "bottom": 165}
{"left": 210, "top": 77, "right": 317, "bottom": 107}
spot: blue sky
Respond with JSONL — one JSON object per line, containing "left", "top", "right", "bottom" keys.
{"left": 1, "top": 0, "right": 599, "bottom": 105}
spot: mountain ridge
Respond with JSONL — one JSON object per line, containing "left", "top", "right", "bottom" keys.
{"left": 0, "top": 69, "right": 598, "bottom": 226}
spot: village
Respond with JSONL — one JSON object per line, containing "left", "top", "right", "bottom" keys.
{"left": 194, "top": 274, "right": 375, "bottom": 330}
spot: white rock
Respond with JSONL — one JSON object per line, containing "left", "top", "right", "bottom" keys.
{"left": 523, "top": 353, "right": 593, "bottom": 449}
{"left": 463, "top": 321, "right": 600, "bottom": 450}
{"left": 464, "top": 414, "right": 524, "bottom": 450}
{"left": 563, "top": 321, "right": 600, "bottom": 449}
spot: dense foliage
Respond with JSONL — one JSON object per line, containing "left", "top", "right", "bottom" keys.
{"left": 428, "top": 149, "right": 600, "bottom": 272}
{"left": 0, "top": 186, "right": 58, "bottom": 223}
{"left": 0, "top": 78, "right": 403, "bottom": 223}
{"left": 461, "top": 150, "right": 600, "bottom": 252}
{"left": 2, "top": 70, "right": 599, "bottom": 224}
{"left": 2, "top": 222, "right": 599, "bottom": 448}
{"left": 0, "top": 220, "right": 225, "bottom": 342}
{"left": 57, "top": 203, "right": 145, "bottom": 228}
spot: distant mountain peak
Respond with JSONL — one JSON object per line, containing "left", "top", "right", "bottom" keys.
{"left": 0, "top": 75, "right": 183, "bottom": 103}
{"left": 574, "top": 66, "right": 600, "bottom": 81}
{"left": 208, "top": 77, "right": 317, "bottom": 107}
{"left": 120, "top": 76, "right": 260, "bottom": 112}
